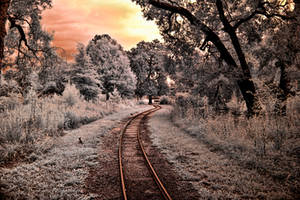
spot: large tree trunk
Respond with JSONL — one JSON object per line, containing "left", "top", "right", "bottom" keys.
{"left": 148, "top": 95, "right": 152, "bottom": 105}
{"left": 0, "top": 0, "right": 10, "bottom": 74}
{"left": 215, "top": 0, "right": 261, "bottom": 116}
{"left": 106, "top": 92, "right": 110, "bottom": 101}
{"left": 274, "top": 61, "right": 295, "bottom": 115}
{"left": 237, "top": 79, "right": 261, "bottom": 116}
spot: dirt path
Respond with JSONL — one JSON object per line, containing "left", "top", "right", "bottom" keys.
{"left": 85, "top": 106, "right": 200, "bottom": 200}
{"left": 148, "top": 105, "right": 298, "bottom": 199}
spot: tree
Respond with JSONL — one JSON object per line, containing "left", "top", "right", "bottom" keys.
{"left": 247, "top": 1, "right": 299, "bottom": 115}
{"left": 86, "top": 34, "right": 136, "bottom": 100}
{"left": 128, "top": 40, "right": 169, "bottom": 104}
{"left": 0, "top": 0, "right": 11, "bottom": 71}
{"left": 131, "top": 0, "right": 296, "bottom": 116}
{"left": 172, "top": 49, "right": 237, "bottom": 113}
{"left": 0, "top": 0, "right": 60, "bottom": 97}
{"left": 1, "top": 0, "right": 52, "bottom": 68}
{"left": 71, "top": 43, "right": 101, "bottom": 101}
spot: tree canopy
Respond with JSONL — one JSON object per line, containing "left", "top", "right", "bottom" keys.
{"left": 85, "top": 34, "right": 136, "bottom": 100}
{"left": 0, "top": 0, "right": 68, "bottom": 97}
{"left": 131, "top": 0, "right": 297, "bottom": 116}
{"left": 128, "top": 40, "right": 169, "bottom": 104}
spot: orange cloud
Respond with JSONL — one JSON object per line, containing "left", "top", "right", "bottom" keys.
{"left": 42, "top": 0, "right": 161, "bottom": 60}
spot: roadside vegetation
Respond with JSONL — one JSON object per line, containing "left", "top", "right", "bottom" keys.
{"left": 171, "top": 93, "right": 299, "bottom": 190}
{"left": 0, "top": 83, "right": 133, "bottom": 167}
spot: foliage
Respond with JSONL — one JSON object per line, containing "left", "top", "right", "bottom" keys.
{"left": 85, "top": 34, "right": 136, "bottom": 100}
{"left": 172, "top": 93, "right": 299, "bottom": 191}
{"left": 128, "top": 40, "right": 169, "bottom": 100}
{"left": 2, "top": 0, "right": 68, "bottom": 97}
{"left": 0, "top": 82, "right": 134, "bottom": 165}
{"left": 131, "top": 0, "right": 297, "bottom": 116}
{"left": 71, "top": 43, "right": 101, "bottom": 101}
{"left": 159, "top": 95, "right": 171, "bottom": 104}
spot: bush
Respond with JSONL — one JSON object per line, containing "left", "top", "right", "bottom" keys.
{"left": 62, "top": 83, "right": 81, "bottom": 107}
{"left": 63, "top": 111, "right": 80, "bottom": 129}
{"left": 171, "top": 95, "right": 299, "bottom": 184}
{"left": 138, "top": 100, "right": 145, "bottom": 105}
{"left": 0, "top": 82, "right": 135, "bottom": 165}
{"left": 174, "top": 95, "right": 207, "bottom": 119}
{"left": 159, "top": 96, "right": 171, "bottom": 105}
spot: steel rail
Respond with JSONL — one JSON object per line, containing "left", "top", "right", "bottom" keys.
{"left": 137, "top": 105, "right": 173, "bottom": 200}
{"left": 118, "top": 105, "right": 172, "bottom": 200}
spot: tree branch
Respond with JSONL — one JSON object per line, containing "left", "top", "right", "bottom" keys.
{"left": 233, "top": 10, "right": 259, "bottom": 30}
{"left": 149, "top": 0, "right": 198, "bottom": 25}
{"left": 0, "top": 1, "right": 10, "bottom": 5}
{"left": 216, "top": 0, "right": 252, "bottom": 78}
{"left": 233, "top": 1, "right": 296, "bottom": 30}
{"left": 8, "top": 16, "right": 43, "bottom": 63}
{"left": 148, "top": 0, "right": 238, "bottom": 68}
{"left": 200, "top": 36, "right": 209, "bottom": 51}
{"left": 0, "top": 0, "right": 11, "bottom": 69}
{"left": 162, "top": 12, "right": 177, "bottom": 40}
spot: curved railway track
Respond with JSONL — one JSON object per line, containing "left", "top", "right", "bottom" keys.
{"left": 119, "top": 105, "right": 173, "bottom": 200}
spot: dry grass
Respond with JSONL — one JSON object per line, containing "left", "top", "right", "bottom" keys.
{"left": 0, "top": 83, "right": 135, "bottom": 166}
{"left": 150, "top": 105, "right": 299, "bottom": 199}
{"left": 0, "top": 103, "right": 151, "bottom": 199}
{"left": 171, "top": 95, "right": 300, "bottom": 198}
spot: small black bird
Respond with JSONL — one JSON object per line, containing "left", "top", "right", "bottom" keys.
{"left": 78, "top": 137, "right": 83, "bottom": 144}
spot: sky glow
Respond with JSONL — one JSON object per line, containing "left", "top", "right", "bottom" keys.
{"left": 42, "top": 0, "right": 161, "bottom": 60}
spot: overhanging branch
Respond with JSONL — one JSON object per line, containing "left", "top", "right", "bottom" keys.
{"left": 148, "top": 0, "right": 238, "bottom": 68}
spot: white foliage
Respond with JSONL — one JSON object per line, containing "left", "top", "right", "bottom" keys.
{"left": 85, "top": 34, "right": 136, "bottom": 99}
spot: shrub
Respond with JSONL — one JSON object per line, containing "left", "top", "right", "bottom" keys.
{"left": 159, "top": 96, "right": 171, "bottom": 105}
{"left": 63, "top": 111, "right": 80, "bottom": 129}
{"left": 171, "top": 94, "right": 299, "bottom": 183}
{"left": 62, "top": 84, "right": 81, "bottom": 107}
{"left": 138, "top": 100, "right": 145, "bottom": 105}
{"left": 174, "top": 95, "right": 208, "bottom": 119}
{"left": 0, "top": 82, "right": 135, "bottom": 165}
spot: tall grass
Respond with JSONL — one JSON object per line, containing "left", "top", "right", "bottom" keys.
{"left": 0, "top": 83, "right": 132, "bottom": 165}
{"left": 171, "top": 93, "right": 300, "bottom": 180}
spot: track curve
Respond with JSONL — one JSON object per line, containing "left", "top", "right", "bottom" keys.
{"left": 119, "top": 105, "right": 172, "bottom": 200}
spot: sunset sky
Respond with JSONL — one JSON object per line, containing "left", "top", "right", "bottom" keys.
{"left": 42, "top": 0, "right": 161, "bottom": 60}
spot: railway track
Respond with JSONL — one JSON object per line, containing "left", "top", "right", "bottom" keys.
{"left": 119, "top": 105, "right": 173, "bottom": 200}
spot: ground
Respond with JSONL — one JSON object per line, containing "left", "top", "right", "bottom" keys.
{"left": 148, "top": 106, "right": 299, "bottom": 199}
{"left": 0, "top": 105, "right": 298, "bottom": 199}
{"left": 0, "top": 104, "right": 152, "bottom": 199}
